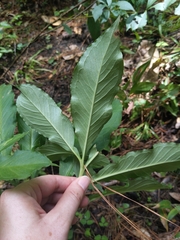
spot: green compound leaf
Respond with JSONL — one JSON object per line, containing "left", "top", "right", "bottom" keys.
{"left": 126, "top": 11, "right": 147, "bottom": 31}
{"left": 92, "top": 4, "right": 105, "bottom": 21}
{"left": 115, "top": 1, "right": 135, "bottom": 11}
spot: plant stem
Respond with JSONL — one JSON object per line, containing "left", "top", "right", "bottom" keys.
{"left": 79, "top": 160, "right": 85, "bottom": 176}
{"left": 85, "top": 151, "right": 99, "bottom": 168}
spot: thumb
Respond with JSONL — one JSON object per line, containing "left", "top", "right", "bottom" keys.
{"left": 46, "top": 176, "right": 90, "bottom": 236}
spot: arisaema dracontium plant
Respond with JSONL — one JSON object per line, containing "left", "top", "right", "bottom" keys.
{"left": 16, "top": 18, "right": 180, "bottom": 196}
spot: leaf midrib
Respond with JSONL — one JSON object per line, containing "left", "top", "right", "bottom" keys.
{"left": 82, "top": 39, "right": 113, "bottom": 160}
{"left": 94, "top": 156, "right": 180, "bottom": 182}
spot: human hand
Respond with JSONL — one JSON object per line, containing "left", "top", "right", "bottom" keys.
{"left": 0, "top": 175, "right": 90, "bottom": 240}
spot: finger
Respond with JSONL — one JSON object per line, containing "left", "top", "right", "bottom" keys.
{"left": 72, "top": 216, "right": 78, "bottom": 225}
{"left": 79, "top": 196, "right": 89, "bottom": 208}
{"left": 42, "top": 191, "right": 89, "bottom": 207}
{"left": 15, "top": 175, "right": 77, "bottom": 204}
{"left": 43, "top": 195, "right": 89, "bottom": 212}
{"left": 46, "top": 176, "right": 90, "bottom": 236}
{"left": 41, "top": 193, "right": 63, "bottom": 206}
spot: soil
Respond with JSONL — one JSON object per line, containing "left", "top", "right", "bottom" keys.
{"left": 0, "top": 1, "right": 180, "bottom": 240}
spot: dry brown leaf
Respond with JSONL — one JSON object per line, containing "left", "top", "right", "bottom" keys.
{"left": 73, "top": 26, "right": 82, "bottom": 35}
{"left": 62, "top": 54, "right": 75, "bottom": 61}
{"left": 124, "top": 101, "right": 134, "bottom": 115}
{"left": 169, "top": 192, "right": 180, "bottom": 202}
{"left": 114, "top": 234, "right": 127, "bottom": 240}
{"left": 23, "top": 21, "right": 29, "bottom": 27}
{"left": 144, "top": 47, "right": 161, "bottom": 82}
{"left": 124, "top": 58, "right": 133, "bottom": 68}
{"left": 158, "top": 232, "right": 178, "bottom": 240}
{"left": 176, "top": 60, "right": 180, "bottom": 68}
{"left": 41, "top": 15, "right": 62, "bottom": 26}
{"left": 56, "top": 27, "right": 64, "bottom": 35}
{"left": 76, "top": 52, "right": 83, "bottom": 57}
{"left": 160, "top": 216, "right": 168, "bottom": 232}
{"left": 132, "top": 227, "right": 151, "bottom": 239}
{"left": 69, "top": 44, "right": 79, "bottom": 51}
{"left": 175, "top": 117, "right": 180, "bottom": 129}
{"left": 0, "top": 181, "right": 4, "bottom": 189}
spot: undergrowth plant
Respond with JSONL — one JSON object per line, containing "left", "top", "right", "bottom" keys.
{"left": 89, "top": 0, "right": 180, "bottom": 37}
{"left": 15, "top": 19, "right": 180, "bottom": 197}
{"left": 74, "top": 210, "right": 108, "bottom": 239}
{"left": 0, "top": 21, "right": 17, "bottom": 58}
{"left": 117, "top": 57, "right": 180, "bottom": 141}
{"left": 154, "top": 200, "right": 180, "bottom": 232}
{"left": 85, "top": 0, "right": 180, "bottom": 141}
{"left": 14, "top": 49, "right": 51, "bottom": 83}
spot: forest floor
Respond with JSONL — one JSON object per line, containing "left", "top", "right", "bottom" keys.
{"left": 0, "top": 1, "right": 180, "bottom": 239}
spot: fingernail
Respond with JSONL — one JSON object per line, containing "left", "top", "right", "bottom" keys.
{"left": 78, "top": 176, "right": 90, "bottom": 190}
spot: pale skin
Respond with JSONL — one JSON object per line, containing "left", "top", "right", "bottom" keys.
{"left": 0, "top": 175, "right": 90, "bottom": 240}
